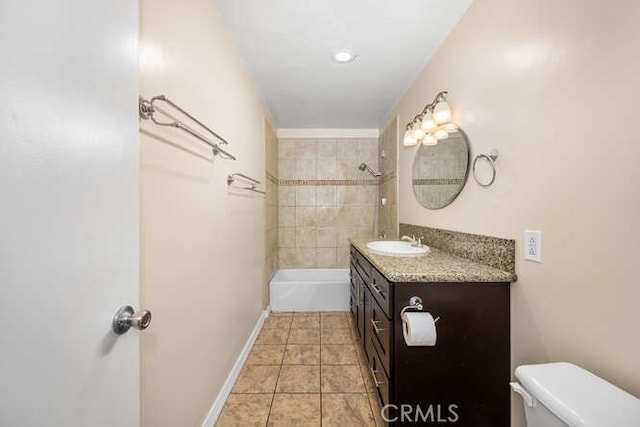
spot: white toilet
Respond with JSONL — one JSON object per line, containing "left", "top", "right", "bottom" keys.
{"left": 511, "top": 362, "right": 640, "bottom": 426}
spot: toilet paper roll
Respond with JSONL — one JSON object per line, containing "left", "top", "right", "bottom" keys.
{"left": 402, "top": 312, "right": 437, "bottom": 346}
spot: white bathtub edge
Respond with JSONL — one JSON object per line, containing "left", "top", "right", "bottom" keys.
{"left": 270, "top": 268, "right": 349, "bottom": 286}
{"left": 201, "top": 306, "right": 270, "bottom": 427}
{"left": 270, "top": 268, "right": 350, "bottom": 312}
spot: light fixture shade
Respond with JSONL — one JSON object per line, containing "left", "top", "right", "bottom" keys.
{"left": 433, "top": 100, "right": 452, "bottom": 123}
{"left": 405, "top": 91, "right": 457, "bottom": 148}
{"left": 411, "top": 126, "right": 425, "bottom": 139}
{"left": 403, "top": 130, "right": 418, "bottom": 146}
{"left": 422, "top": 134, "right": 437, "bottom": 146}
{"left": 421, "top": 112, "right": 436, "bottom": 131}
{"left": 434, "top": 128, "right": 449, "bottom": 140}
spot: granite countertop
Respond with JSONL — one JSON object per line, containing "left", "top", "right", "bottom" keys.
{"left": 349, "top": 238, "right": 517, "bottom": 283}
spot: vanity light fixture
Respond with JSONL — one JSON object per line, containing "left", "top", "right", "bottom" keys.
{"left": 332, "top": 49, "right": 356, "bottom": 63}
{"left": 403, "top": 91, "right": 458, "bottom": 146}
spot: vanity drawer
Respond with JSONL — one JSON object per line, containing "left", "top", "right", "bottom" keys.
{"left": 369, "top": 344, "right": 390, "bottom": 408}
{"left": 369, "top": 268, "right": 392, "bottom": 319}
{"left": 370, "top": 299, "right": 392, "bottom": 377}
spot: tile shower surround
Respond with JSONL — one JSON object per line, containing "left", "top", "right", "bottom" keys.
{"left": 264, "top": 120, "right": 279, "bottom": 306}
{"left": 278, "top": 138, "right": 379, "bottom": 268}
{"left": 378, "top": 117, "right": 399, "bottom": 240}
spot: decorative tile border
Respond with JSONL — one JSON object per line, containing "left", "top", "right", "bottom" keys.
{"left": 412, "top": 178, "right": 462, "bottom": 185}
{"left": 399, "top": 223, "right": 516, "bottom": 276}
{"left": 279, "top": 179, "right": 378, "bottom": 186}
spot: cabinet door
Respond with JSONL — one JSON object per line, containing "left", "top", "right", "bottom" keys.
{"left": 393, "top": 283, "right": 510, "bottom": 427}
{"left": 349, "top": 265, "right": 358, "bottom": 326}
{"left": 358, "top": 278, "right": 366, "bottom": 347}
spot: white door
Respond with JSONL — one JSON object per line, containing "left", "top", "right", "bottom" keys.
{"left": 0, "top": 1, "right": 141, "bottom": 426}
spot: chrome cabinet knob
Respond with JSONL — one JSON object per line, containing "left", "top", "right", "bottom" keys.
{"left": 112, "top": 305, "right": 152, "bottom": 335}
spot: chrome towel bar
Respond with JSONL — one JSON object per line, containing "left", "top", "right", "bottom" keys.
{"left": 227, "top": 173, "right": 266, "bottom": 195}
{"left": 139, "top": 95, "right": 236, "bottom": 161}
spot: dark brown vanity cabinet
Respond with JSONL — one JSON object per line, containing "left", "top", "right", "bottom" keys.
{"left": 350, "top": 246, "right": 510, "bottom": 427}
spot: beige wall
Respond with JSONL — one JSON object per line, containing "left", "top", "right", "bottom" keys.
{"left": 278, "top": 138, "right": 379, "bottom": 268}
{"left": 385, "top": 0, "right": 640, "bottom": 425}
{"left": 378, "top": 117, "right": 399, "bottom": 239}
{"left": 264, "top": 120, "right": 279, "bottom": 306}
{"left": 139, "top": 0, "right": 271, "bottom": 425}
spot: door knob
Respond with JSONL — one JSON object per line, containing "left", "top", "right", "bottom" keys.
{"left": 112, "top": 305, "right": 152, "bottom": 335}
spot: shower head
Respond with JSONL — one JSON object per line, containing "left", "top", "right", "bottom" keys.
{"left": 358, "top": 163, "right": 382, "bottom": 178}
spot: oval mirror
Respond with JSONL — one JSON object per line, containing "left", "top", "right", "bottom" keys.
{"left": 411, "top": 129, "right": 470, "bottom": 209}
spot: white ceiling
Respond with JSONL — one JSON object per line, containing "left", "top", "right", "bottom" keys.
{"left": 211, "top": 0, "right": 472, "bottom": 128}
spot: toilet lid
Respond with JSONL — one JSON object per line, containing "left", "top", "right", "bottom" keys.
{"left": 516, "top": 362, "right": 640, "bottom": 427}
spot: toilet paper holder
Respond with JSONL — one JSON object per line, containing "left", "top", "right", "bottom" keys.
{"left": 400, "top": 296, "right": 440, "bottom": 323}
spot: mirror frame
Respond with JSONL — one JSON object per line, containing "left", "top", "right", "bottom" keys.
{"left": 411, "top": 129, "right": 471, "bottom": 210}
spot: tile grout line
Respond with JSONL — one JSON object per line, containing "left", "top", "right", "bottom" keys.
{"left": 257, "top": 313, "right": 369, "bottom": 425}
{"left": 265, "top": 313, "right": 293, "bottom": 426}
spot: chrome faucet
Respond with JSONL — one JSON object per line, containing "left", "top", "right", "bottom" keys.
{"left": 401, "top": 234, "right": 416, "bottom": 244}
{"left": 401, "top": 235, "right": 424, "bottom": 247}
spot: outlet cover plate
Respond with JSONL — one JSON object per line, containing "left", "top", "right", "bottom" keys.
{"left": 524, "top": 230, "right": 542, "bottom": 263}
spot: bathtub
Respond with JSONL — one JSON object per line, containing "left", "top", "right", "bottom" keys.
{"left": 270, "top": 269, "right": 350, "bottom": 312}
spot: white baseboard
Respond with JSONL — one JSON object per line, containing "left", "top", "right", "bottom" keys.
{"left": 201, "top": 307, "right": 270, "bottom": 427}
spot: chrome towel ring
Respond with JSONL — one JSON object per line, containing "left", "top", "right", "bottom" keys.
{"left": 472, "top": 149, "right": 499, "bottom": 187}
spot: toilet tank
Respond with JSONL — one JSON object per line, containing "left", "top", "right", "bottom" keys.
{"left": 512, "top": 362, "right": 640, "bottom": 427}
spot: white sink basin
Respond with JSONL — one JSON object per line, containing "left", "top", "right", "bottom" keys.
{"left": 366, "top": 241, "right": 429, "bottom": 257}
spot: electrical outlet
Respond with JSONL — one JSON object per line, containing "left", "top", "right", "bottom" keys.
{"left": 524, "top": 230, "right": 542, "bottom": 263}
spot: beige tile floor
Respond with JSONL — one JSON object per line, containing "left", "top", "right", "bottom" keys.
{"left": 217, "top": 312, "right": 386, "bottom": 426}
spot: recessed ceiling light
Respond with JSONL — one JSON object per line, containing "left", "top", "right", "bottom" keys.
{"left": 332, "top": 49, "right": 356, "bottom": 63}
